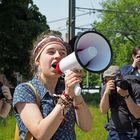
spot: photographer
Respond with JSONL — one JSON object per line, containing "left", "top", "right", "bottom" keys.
{"left": 121, "top": 45, "right": 140, "bottom": 139}
{"left": 0, "top": 74, "right": 12, "bottom": 118}
{"left": 121, "top": 45, "right": 140, "bottom": 77}
{"left": 100, "top": 65, "right": 140, "bottom": 140}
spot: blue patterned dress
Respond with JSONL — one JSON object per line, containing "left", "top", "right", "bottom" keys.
{"left": 13, "top": 76, "right": 76, "bottom": 140}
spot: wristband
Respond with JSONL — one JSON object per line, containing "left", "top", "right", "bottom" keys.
{"left": 62, "top": 92, "right": 73, "bottom": 102}
{"left": 57, "top": 97, "right": 68, "bottom": 107}
{"left": 123, "top": 94, "right": 130, "bottom": 100}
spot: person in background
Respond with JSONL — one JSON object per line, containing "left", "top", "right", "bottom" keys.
{"left": 0, "top": 74, "right": 12, "bottom": 118}
{"left": 121, "top": 45, "right": 140, "bottom": 140}
{"left": 100, "top": 65, "right": 140, "bottom": 140}
{"left": 121, "top": 45, "right": 140, "bottom": 77}
{"left": 13, "top": 32, "right": 92, "bottom": 140}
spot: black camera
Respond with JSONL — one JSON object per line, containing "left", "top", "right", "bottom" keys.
{"left": 0, "top": 82, "right": 4, "bottom": 99}
{"left": 115, "top": 72, "right": 129, "bottom": 90}
{"left": 115, "top": 79, "right": 129, "bottom": 90}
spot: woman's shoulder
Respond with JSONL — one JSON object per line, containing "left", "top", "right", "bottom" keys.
{"left": 13, "top": 81, "right": 37, "bottom": 104}
{"left": 14, "top": 82, "right": 32, "bottom": 92}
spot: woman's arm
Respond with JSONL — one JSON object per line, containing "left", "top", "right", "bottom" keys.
{"left": 74, "top": 95, "right": 92, "bottom": 132}
{"left": 16, "top": 102, "right": 66, "bottom": 140}
{"left": 64, "top": 70, "right": 92, "bottom": 132}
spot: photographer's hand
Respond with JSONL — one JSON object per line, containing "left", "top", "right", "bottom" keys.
{"left": 0, "top": 85, "right": 12, "bottom": 118}
{"left": 105, "top": 80, "right": 115, "bottom": 94}
{"left": 117, "top": 87, "right": 129, "bottom": 97}
{"left": 132, "top": 55, "right": 140, "bottom": 68}
{"left": 2, "top": 85, "right": 12, "bottom": 103}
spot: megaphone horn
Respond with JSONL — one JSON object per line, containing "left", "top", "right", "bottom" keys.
{"left": 55, "top": 31, "right": 112, "bottom": 96}
{"left": 75, "top": 31, "right": 112, "bottom": 73}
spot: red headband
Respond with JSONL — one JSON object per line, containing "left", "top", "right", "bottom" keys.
{"left": 33, "top": 36, "right": 65, "bottom": 61}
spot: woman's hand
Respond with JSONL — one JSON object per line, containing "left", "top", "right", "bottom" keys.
{"left": 64, "top": 69, "right": 83, "bottom": 98}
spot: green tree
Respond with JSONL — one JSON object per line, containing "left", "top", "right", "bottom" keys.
{"left": 94, "top": 0, "right": 140, "bottom": 67}
{"left": 0, "top": 0, "right": 49, "bottom": 86}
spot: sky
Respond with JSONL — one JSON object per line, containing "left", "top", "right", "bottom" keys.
{"left": 33, "top": 0, "right": 103, "bottom": 39}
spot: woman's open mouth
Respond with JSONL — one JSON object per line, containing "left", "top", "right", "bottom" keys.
{"left": 52, "top": 63, "right": 57, "bottom": 68}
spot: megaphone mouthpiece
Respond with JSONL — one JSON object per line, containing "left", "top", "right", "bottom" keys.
{"left": 54, "top": 63, "right": 63, "bottom": 75}
{"left": 78, "top": 47, "right": 97, "bottom": 66}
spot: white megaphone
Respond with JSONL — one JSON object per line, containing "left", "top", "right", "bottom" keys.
{"left": 54, "top": 31, "right": 112, "bottom": 96}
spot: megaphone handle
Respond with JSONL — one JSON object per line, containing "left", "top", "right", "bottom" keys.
{"left": 74, "top": 83, "right": 81, "bottom": 96}
{"left": 65, "top": 70, "right": 81, "bottom": 96}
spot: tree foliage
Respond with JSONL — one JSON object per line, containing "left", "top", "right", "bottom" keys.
{"left": 0, "top": 0, "right": 50, "bottom": 86}
{"left": 94, "top": 0, "right": 140, "bottom": 67}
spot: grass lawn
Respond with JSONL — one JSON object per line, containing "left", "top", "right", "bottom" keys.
{"left": 76, "top": 104, "right": 107, "bottom": 140}
{"left": 0, "top": 111, "right": 16, "bottom": 140}
{"left": 0, "top": 93, "right": 108, "bottom": 140}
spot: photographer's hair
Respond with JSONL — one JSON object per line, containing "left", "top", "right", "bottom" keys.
{"left": 30, "top": 31, "right": 72, "bottom": 76}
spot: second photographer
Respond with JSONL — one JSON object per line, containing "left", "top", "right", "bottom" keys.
{"left": 100, "top": 65, "right": 140, "bottom": 140}
{"left": 0, "top": 74, "right": 12, "bottom": 118}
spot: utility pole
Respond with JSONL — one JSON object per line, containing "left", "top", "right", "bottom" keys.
{"left": 68, "top": 0, "right": 75, "bottom": 42}
{"left": 68, "top": 0, "right": 90, "bottom": 89}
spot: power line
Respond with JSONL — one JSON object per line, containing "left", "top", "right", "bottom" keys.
{"left": 49, "top": 5, "right": 140, "bottom": 35}
{"left": 48, "top": 7, "right": 139, "bottom": 24}
{"left": 52, "top": 24, "right": 138, "bottom": 37}
{"left": 48, "top": 17, "right": 68, "bottom": 24}
{"left": 76, "top": 7, "right": 139, "bottom": 14}
{"left": 54, "top": 23, "right": 93, "bottom": 32}
{"left": 48, "top": 11, "right": 95, "bottom": 24}
{"left": 75, "top": 27, "right": 93, "bottom": 31}
{"left": 76, "top": 23, "right": 93, "bottom": 27}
